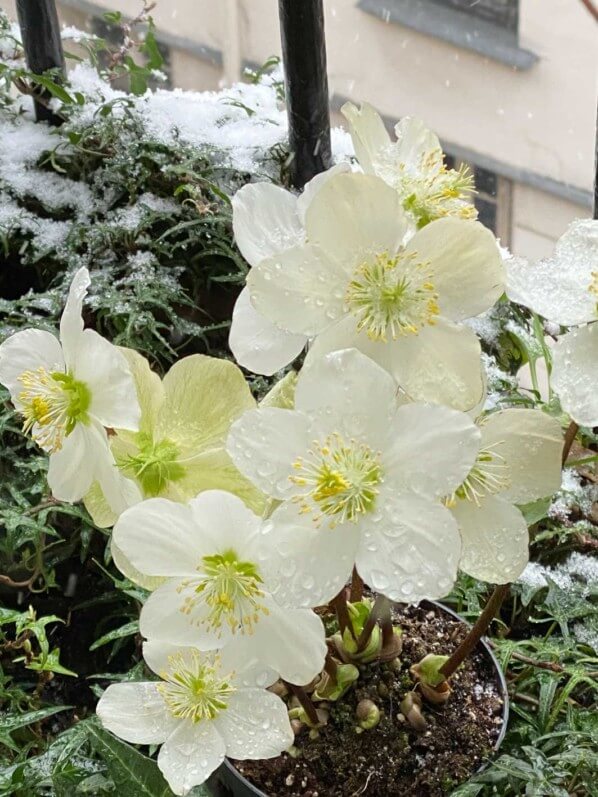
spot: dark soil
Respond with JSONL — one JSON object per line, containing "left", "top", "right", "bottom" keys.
{"left": 231, "top": 603, "right": 505, "bottom": 797}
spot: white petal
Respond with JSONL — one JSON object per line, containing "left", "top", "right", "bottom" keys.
{"left": 71, "top": 330, "right": 140, "bottom": 431}
{"left": 296, "top": 348, "right": 399, "bottom": 447}
{"left": 383, "top": 403, "right": 481, "bottom": 498}
{"left": 452, "top": 495, "right": 529, "bottom": 583}
{"left": 306, "top": 314, "right": 486, "bottom": 412}
{"left": 219, "top": 638, "right": 278, "bottom": 689}
{"left": 356, "top": 490, "right": 461, "bottom": 602}
{"left": 59, "top": 267, "right": 90, "bottom": 369}
{"left": 140, "top": 578, "right": 230, "bottom": 649}
{"left": 257, "top": 500, "right": 359, "bottom": 609}
{"left": 113, "top": 499, "right": 200, "bottom": 577}
{"left": 158, "top": 721, "right": 225, "bottom": 796}
{"left": 341, "top": 101, "right": 391, "bottom": 175}
{"left": 110, "top": 539, "right": 164, "bottom": 591}
{"left": 248, "top": 242, "right": 349, "bottom": 336}
{"left": 392, "top": 116, "right": 442, "bottom": 169}
{"left": 250, "top": 603, "right": 327, "bottom": 685}
{"left": 46, "top": 422, "right": 96, "bottom": 502}
{"left": 227, "top": 407, "right": 311, "bottom": 500}
{"left": 96, "top": 682, "right": 176, "bottom": 744}
{"left": 478, "top": 409, "right": 562, "bottom": 504}
{"left": 506, "top": 219, "right": 598, "bottom": 326}
{"left": 0, "top": 329, "right": 64, "bottom": 405}
{"left": 552, "top": 324, "right": 598, "bottom": 427}
{"left": 296, "top": 162, "right": 352, "bottom": 224}
{"left": 187, "top": 490, "right": 262, "bottom": 561}
{"left": 214, "top": 689, "right": 293, "bottom": 759}
{"left": 406, "top": 218, "right": 505, "bottom": 321}
{"left": 229, "top": 287, "right": 307, "bottom": 376}
{"left": 305, "top": 171, "right": 408, "bottom": 263}
{"left": 387, "top": 319, "right": 486, "bottom": 411}
{"left": 232, "top": 182, "right": 303, "bottom": 268}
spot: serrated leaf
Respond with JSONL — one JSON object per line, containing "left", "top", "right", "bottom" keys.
{"left": 87, "top": 722, "right": 173, "bottom": 797}
{"left": 0, "top": 705, "right": 71, "bottom": 732}
{"left": 89, "top": 620, "right": 139, "bottom": 651}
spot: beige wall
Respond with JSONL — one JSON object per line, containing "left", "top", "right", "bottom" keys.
{"left": 2, "top": 0, "right": 595, "bottom": 258}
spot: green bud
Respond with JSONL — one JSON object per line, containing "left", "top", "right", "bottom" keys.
{"left": 356, "top": 699, "right": 381, "bottom": 730}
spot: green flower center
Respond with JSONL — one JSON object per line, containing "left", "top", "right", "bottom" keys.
{"left": 158, "top": 651, "right": 236, "bottom": 723}
{"left": 181, "top": 549, "right": 268, "bottom": 637}
{"left": 18, "top": 367, "right": 90, "bottom": 453}
{"left": 290, "top": 434, "right": 383, "bottom": 527}
{"left": 400, "top": 156, "right": 476, "bottom": 228}
{"left": 346, "top": 251, "right": 439, "bottom": 341}
{"left": 120, "top": 433, "right": 185, "bottom": 496}
{"left": 448, "top": 442, "right": 510, "bottom": 506}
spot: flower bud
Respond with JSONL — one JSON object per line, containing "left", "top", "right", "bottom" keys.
{"left": 400, "top": 691, "right": 427, "bottom": 732}
{"left": 356, "top": 699, "right": 381, "bottom": 730}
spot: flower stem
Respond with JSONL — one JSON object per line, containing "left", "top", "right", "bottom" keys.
{"left": 439, "top": 583, "right": 510, "bottom": 681}
{"left": 350, "top": 567, "right": 364, "bottom": 602}
{"left": 562, "top": 420, "right": 580, "bottom": 466}
{"left": 324, "top": 649, "right": 339, "bottom": 683}
{"left": 356, "top": 594, "right": 391, "bottom": 653}
{"left": 331, "top": 589, "right": 355, "bottom": 640}
{"left": 286, "top": 682, "right": 320, "bottom": 726}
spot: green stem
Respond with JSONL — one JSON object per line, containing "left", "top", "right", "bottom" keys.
{"left": 356, "top": 594, "right": 391, "bottom": 653}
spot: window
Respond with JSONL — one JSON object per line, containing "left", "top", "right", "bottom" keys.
{"left": 429, "top": 0, "right": 519, "bottom": 33}
{"left": 446, "top": 156, "right": 512, "bottom": 244}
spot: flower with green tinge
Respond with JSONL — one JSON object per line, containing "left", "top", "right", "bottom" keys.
{"left": 244, "top": 171, "right": 504, "bottom": 411}
{"left": 97, "top": 639, "right": 292, "bottom": 796}
{"left": 448, "top": 408, "right": 562, "bottom": 584}
{"left": 112, "top": 489, "right": 327, "bottom": 685}
{"left": 227, "top": 348, "right": 482, "bottom": 606}
{"left": 84, "top": 351, "right": 264, "bottom": 530}
{"left": 507, "top": 219, "right": 598, "bottom": 426}
{"left": 0, "top": 267, "right": 140, "bottom": 513}
{"left": 229, "top": 163, "right": 350, "bottom": 376}
{"left": 342, "top": 101, "right": 477, "bottom": 228}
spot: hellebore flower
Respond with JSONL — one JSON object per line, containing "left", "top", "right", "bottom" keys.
{"left": 97, "top": 640, "right": 292, "bottom": 796}
{"left": 84, "top": 351, "right": 264, "bottom": 528}
{"left": 0, "top": 267, "right": 139, "bottom": 512}
{"left": 342, "top": 101, "right": 477, "bottom": 228}
{"left": 229, "top": 163, "right": 350, "bottom": 375}
{"left": 245, "top": 171, "right": 504, "bottom": 411}
{"left": 227, "top": 348, "right": 482, "bottom": 606}
{"left": 507, "top": 219, "right": 598, "bottom": 426}
{"left": 448, "top": 408, "right": 562, "bottom": 583}
{"left": 112, "top": 489, "right": 327, "bottom": 685}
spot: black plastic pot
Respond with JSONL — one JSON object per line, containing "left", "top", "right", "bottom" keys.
{"left": 206, "top": 599, "right": 509, "bottom": 797}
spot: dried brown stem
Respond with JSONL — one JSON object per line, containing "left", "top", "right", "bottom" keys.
{"left": 440, "top": 583, "right": 510, "bottom": 680}
{"left": 331, "top": 589, "right": 355, "bottom": 640}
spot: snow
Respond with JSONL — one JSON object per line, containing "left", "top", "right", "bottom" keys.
{"left": 61, "top": 26, "right": 97, "bottom": 44}
{"left": 518, "top": 551, "right": 598, "bottom": 594}
{"left": 548, "top": 468, "right": 598, "bottom": 521}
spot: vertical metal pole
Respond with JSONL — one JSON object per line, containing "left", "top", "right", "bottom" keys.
{"left": 16, "top": 0, "right": 65, "bottom": 125}
{"left": 278, "top": 0, "right": 332, "bottom": 188}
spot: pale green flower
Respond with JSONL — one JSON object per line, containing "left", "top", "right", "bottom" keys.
{"left": 84, "top": 351, "right": 265, "bottom": 530}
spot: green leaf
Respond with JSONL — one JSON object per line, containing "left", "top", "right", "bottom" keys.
{"left": 0, "top": 705, "right": 71, "bottom": 732}
{"left": 518, "top": 496, "right": 552, "bottom": 526}
{"left": 90, "top": 620, "right": 139, "bottom": 651}
{"left": 87, "top": 722, "right": 173, "bottom": 797}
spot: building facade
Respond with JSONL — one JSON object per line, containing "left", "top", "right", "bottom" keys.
{"left": 4, "top": 0, "right": 596, "bottom": 259}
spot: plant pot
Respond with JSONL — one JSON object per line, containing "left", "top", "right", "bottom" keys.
{"left": 206, "top": 599, "right": 509, "bottom": 797}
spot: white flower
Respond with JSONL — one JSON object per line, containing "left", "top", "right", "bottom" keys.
{"left": 552, "top": 323, "right": 598, "bottom": 426}
{"left": 97, "top": 640, "right": 292, "bottom": 796}
{"left": 112, "top": 489, "right": 326, "bottom": 685}
{"left": 229, "top": 163, "right": 350, "bottom": 375}
{"left": 227, "top": 348, "right": 482, "bottom": 605}
{"left": 448, "top": 408, "right": 563, "bottom": 584}
{"left": 244, "top": 170, "right": 504, "bottom": 410}
{"left": 0, "top": 267, "right": 140, "bottom": 513}
{"left": 506, "top": 219, "right": 598, "bottom": 326}
{"left": 506, "top": 219, "right": 598, "bottom": 425}
{"left": 341, "top": 101, "right": 477, "bottom": 227}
